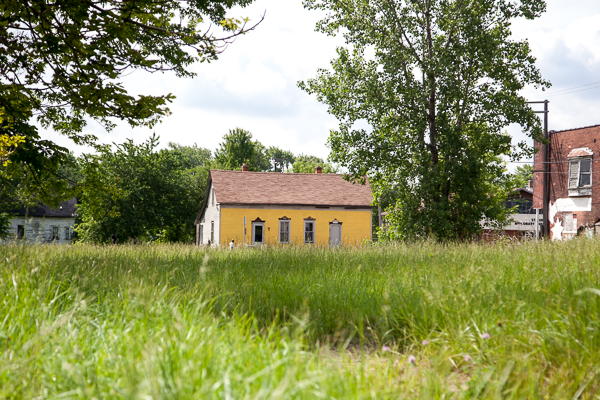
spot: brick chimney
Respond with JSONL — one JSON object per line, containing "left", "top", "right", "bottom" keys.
{"left": 315, "top": 165, "right": 322, "bottom": 174}
{"left": 241, "top": 163, "right": 249, "bottom": 172}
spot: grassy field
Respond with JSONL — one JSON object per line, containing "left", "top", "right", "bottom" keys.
{"left": 1, "top": 240, "right": 600, "bottom": 399}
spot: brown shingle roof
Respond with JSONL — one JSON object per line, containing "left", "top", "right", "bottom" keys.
{"left": 210, "top": 170, "right": 372, "bottom": 207}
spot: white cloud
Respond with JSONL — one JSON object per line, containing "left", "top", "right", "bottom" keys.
{"left": 41, "top": 0, "right": 600, "bottom": 168}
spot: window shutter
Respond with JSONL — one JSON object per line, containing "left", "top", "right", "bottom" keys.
{"left": 569, "top": 161, "right": 580, "bottom": 189}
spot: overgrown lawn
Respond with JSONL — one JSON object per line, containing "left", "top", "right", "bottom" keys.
{"left": 1, "top": 240, "right": 599, "bottom": 398}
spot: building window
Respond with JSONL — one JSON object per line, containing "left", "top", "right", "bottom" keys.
{"left": 210, "top": 221, "right": 214, "bottom": 243}
{"left": 252, "top": 222, "right": 265, "bottom": 245}
{"left": 200, "top": 225, "right": 204, "bottom": 244}
{"left": 504, "top": 197, "right": 534, "bottom": 214}
{"left": 304, "top": 219, "right": 315, "bottom": 244}
{"left": 52, "top": 226, "right": 59, "bottom": 240}
{"left": 17, "top": 225, "right": 24, "bottom": 240}
{"left": 33, "top": 221, "right": 40, "bottom": 233}
{"left": 64, "top": 226, "right": 71, "bottom": 241}
{"left": 279, "top": 219, "right": 290, "bottom": 243}
{"left": 569, "top": 158, "right": 592, "bottom": 189}
{"left": 211, "top": 188, "right": 215, "bottom": 206}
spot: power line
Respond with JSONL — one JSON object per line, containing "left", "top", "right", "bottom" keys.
{"left": 530, "top": 80, "right": 600, "bottom": 100}
{"left": 541, "top": 80, "right": 600, "bottom": 95}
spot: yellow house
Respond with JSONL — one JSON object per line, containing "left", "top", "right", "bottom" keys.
{"left": 194, "top": 166, "right": 373, "bottom": 247}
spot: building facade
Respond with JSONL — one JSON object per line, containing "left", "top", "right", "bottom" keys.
{"left": 195, "top": 166, "right": 373, "bottom": 247}
{"left": 4, "top": 198, "right": 77, "bottom": 244}
{"left": 533, "top": 125, "right": 600, "bottom": 240}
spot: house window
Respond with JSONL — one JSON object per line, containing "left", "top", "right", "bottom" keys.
{"left": 252, "top": 222, "right": 265, "bottom": 245}
{"left": 210, "top": 221, "right": 214, "bottom": 243}
{"left": 64, "top": 226, "right": 71, "bottom": 241}
{"left": 33, "top": 221, "right": 40, "bottom": 233}
{"left": 569, "top": 158, "right": 592, "bottom": 189}
{"left": 52, "top": 226, "right": 59, "bottom": 241}
{"left": 211, "top": 188, "right": 215, "bottom": 206}
{"left": 279, "top": 219, "right": 290, "bottom": 244}
{"left": 304, "top": 219, "right": 315, "bottom": 244}
{"left": 200, "top": 225, "right": 204, "bottom": 244}
{"left": 17, "top": 225, "right": 24, "bottom": 240}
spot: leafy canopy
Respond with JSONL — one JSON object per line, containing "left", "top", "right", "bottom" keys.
{"left": 75, "top": 135, "right": 210, "bottom": 243}
{"left": 214, "top": 128, "right": 270, "bottom": 171}
{"left": 300, "top": 0, "right": 549, "bottom": 240}
{"left": 0, "top": 0, "right": 259, "bottom": 205}
{"left": 292, "top": 154, "right": 339, "bottom": 174}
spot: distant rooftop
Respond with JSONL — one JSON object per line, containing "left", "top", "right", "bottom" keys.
{"left": 210, "top": 170, "right": 373, "bottom": 207}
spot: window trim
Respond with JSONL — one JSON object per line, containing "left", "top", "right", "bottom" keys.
{"left": 210, "top": 221, "right": 214, "bottom": 243}
{"left": 304, "top": 218, "right": 315, "bottom": 244}
{"left": 568, "top": 157, "right": 593, "bottom": 196}
{"left": 252, "top": 221, "right": 265, "bottom": 245}
{"left": 17, "top": 225, "right": 25, "bottom": 240}
{"left": 329, "top": 219, "right": 342, "bottom": 247}
{"left": 279, "top": 217, "right": 290, "bottom": 244}
{"left": 52, "top": 226, "right": 60, "bottom": 241}
{"left": 64, "top": 226, "right": 72, "bottom": 241}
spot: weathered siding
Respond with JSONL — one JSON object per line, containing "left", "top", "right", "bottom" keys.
{"left": 219, "top": 205, "right": 372, "bottom": 247}
{"left": 5, "top": 216, "right": 75, "bottom": 244}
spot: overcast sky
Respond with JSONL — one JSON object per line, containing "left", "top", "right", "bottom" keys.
{"left": 46, "top": 0, "right": 600, "bottom": 166}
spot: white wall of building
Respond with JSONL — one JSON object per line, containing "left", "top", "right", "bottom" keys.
{"left": 198, "top": 181, "right": 220, "bottom": 246}
{"left": 5, "top": 216, "right": 76, "bottom": 244}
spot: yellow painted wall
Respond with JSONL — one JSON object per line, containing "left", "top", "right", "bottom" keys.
{"left": 220, "top": 208, "right": 372, "bottom": 246}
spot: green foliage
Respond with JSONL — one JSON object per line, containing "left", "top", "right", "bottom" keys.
{"left": 300, "top": 0, "right": 550, "bottom": 241}
{"left": 213, "top": 128, "right": 270, "bottom": 171}
{"left": 2, "top": 240, "right": 600, "bottom": 398}
{"left": 292, "top": 154, "right": 339, "bottom": 173}
{"left": 0, "top": 0, "right": 257, "bottom": 204}
{"left": 75, "top": 135, "right": 207, "bottom": 243}
{"left": 511, "top": 164, "right": 534, "bottom": 189}
{"left": 0, "top": 212, "right": 9, "bottom": 239}
{"left": 168, "top": 142, "right": 212, "bottom": 169}
{"left": 265, "top": 146, "right": 295, "bottom": 172}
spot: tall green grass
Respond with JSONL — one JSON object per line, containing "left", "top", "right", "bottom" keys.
{"left": 1, "top": 240, "right": 600, "bottom": 398}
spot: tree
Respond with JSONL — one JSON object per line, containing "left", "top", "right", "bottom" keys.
{"left": 214, "top": 128, "right": 270, "bottom": 171}
{"left": 168, "top": 142, "right": 212, "bottom": 170}
{"left": 300, "top": 0, "right": 549, "bottom": 240}
{"left": 292, "top": 154, "right": 339, "bottom": 174}
{"left": 75, "top": 135, "right": 207, "bottom": 243}
{"left": 266, "top": 147, "right": 295, "bottom": 172}
{"left": 511, "top": 164, "right": 533, "bottom": 189}
{"left": 0, "top": 0, "right": 260, "bottom": 206}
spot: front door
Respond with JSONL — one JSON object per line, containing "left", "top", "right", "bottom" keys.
{"left": 252, "top": 222, "right": 264, "bottom": 245}
{"left": 329, "top": 221, "right": 342, "bottom": 247}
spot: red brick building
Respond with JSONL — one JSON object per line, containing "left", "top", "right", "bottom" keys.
{"left": 532, "top": 125, "right": 600, "bottom": 239}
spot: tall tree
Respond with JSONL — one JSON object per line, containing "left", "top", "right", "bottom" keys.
{"left": 511, "top": 164, "right": 533, "bottom": 189}
{"left": 0, "top": 0, "right": 259, "bottom": 206}
{"left": 292, "top": 154, "right": 338, "bottom": 174}
{"left": 76, "top": 135, "right": 207, "bottom": 243}
{"left": 214, "top": 128, "right": 270, "bottom": 171}
{"left": 266, "top": 146, "right": 295, "bottom": 172}
{"left": 168, "top": 142, "right": 212, "bottom": 170}
{"left": 300, "top": 0, "right": 549, "bottom": 240}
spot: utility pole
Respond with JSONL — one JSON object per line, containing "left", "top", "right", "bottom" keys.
{"left": 527, "top": 100, "right": 549, "bottom": 238}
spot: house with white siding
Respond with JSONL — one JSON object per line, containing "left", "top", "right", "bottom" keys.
{"left": 4, "top": 198, "right": 77, "bottom": 244}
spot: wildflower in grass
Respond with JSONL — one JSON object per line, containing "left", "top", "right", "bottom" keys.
{"left": 464, "top": 354, "right": 473, "bottom": 362}
{"left": 422, "top": 340, "right": 429, "bottom": 345}
{"left": 382, "top": 346, "right": 391, "bottom": 352}
{"left": 482, "top": 333, "right": 490, "bottom": 339}
{"left": 408, "top": 355, "right": 416, "bottom": 364}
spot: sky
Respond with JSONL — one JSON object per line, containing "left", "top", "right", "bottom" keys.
{"left": 45, "top": 0, "right": 600, "bottom": 166}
